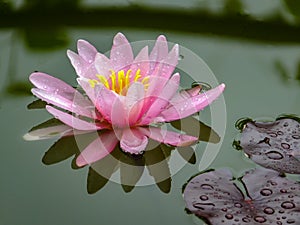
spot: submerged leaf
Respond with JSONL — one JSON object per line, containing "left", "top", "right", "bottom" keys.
{"left": 183, "top": 168, "right": 300, "bottom": 225}
{"left": 239, "top": 117, "right": 300, "bottom": 174}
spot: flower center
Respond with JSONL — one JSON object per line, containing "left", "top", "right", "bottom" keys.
{"left": 88, "top": 69, "right": 149, "bottom": 95}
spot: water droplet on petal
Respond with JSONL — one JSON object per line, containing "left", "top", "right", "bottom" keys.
{"left": 266, "top": 151, "right": 283, "bottom": 160}
{"left": 254, "top": 216, "right": 266, "bottom": 223}
{"left": 281, "top": 201, "right": 295, "bottom": 209}
{"left": 292, "top": 135, "right": 300, "bottom": 139}
{"left": 260, "top": 188, "right": 273, "bottom": 196}
{"left": 178, "top": 55, "right": 184, "bottom": 60}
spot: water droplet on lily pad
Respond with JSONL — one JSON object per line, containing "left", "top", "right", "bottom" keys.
{"left": 183, "top": 168, "right": 300, "bottom": 225}
{"left": 237, "top": 117, "right": 300, "bottom": 174}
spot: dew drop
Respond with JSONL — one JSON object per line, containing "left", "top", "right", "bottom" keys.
{"left": 263, "top": 207, "right": 274, "bottom": 215}
{"left": 266, "top": 151, "right": 284, "bottom": 160}
{"left": 199, "top": 195, "right": 209, "bottom": 201}
{"left": 268, "top": 132, "right": 277, "bottom": 137}
{"left": 221, "top": 208, "right": 227, "bottom": 212}
{"left": 278, "top": 210, "right": 285, "bottom": 214}
{"left": 178, "top": 55, "right": 184, "bottom": 60}
{"left": 277, "top": 222, "right": 282, "bottom": 225}
{"left": 225, "top": 214, "right": 233, "bottom": 220}
{"left": 280, "top": 189, "right": 287, "bottom": 193}
{"left": 277, "top": 131, "right": 284, "bottom": 135}
{"left": 292, "top": 135, "right": 300, "bottom": 139}
{"left": 281, "top": 143, "right": 290, "bottom": 149}
{"left": 234, "top": 203, "right": 243, "bottom": 208}
{"left": 200, "top": 184, "right": 214, "bottom": 190}
{"left": 287, "top": 219, "right": 295, "bottom": 224}
{"left": 254, "top": 216, "right": 266, "bottom": 223}
{"left": 281, "top": 201, "right": 295, "bottom": 209}
{"left": 242, "top": 217, "right": 251, "bottom": 222}
{"left": 260, "top": 188, "right": 273, "bottom": 196}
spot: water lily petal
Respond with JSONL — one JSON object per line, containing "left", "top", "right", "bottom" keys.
{"left": 160, "top": 83, "right": 225, "bottom": 122}
{"left": 94, "top": 53, "right": 112, "bottom": 78}
{"left": 110, "top": 32, "right": 134, "bottom": 71}
{"left": 77, "top": 78, "right": 97, "bottom": 105}
{"left": 120, "top": 128, "right": 148, "bottom": 154}
{"left": 149, "top": 35, "right": 168, "bottom": 73}
{"left": 170, "top": 85, "right": 202, "bottom": 104}
{"left": 140, "top": 73, "right": 180, "bottom": 125}
{"left": 130, "top": 46, "right": 150, "bottom": 77}
{"left": 125, "top": 82, "right": 145, "bottom": 125}
{"left": 31, "top": 88, "right": 95, "bottom": 119}
{"left": 67, "top": 50, "right": 88, "bottom": 77}
{"left": 94, "top": 83, "right": 119, "bottom": 123}
{"left": 77, "top": 39, "right": 97, "bottom": 63}
{"left": 139, "top": 127, "right": 198, "bottom": 147}
{"left": 76, "top": 131, "right": 118, "bottom": 166}
{"left": 152, "top": 44, "right": 179, "bottom": 80}
{"left": 30, "top": 72, "right": 75, "bottom": 94}
{"left": 46, "top": 106, "right": 107, "bottom": 131}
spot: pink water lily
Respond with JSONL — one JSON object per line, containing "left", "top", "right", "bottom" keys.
{"left": 28, "top": 33, "right": 225, "bottom": 167}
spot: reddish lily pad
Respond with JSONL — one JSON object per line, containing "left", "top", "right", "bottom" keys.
{"left": 183, "top": 168, "right": 300, "bottom": 225}
{"left": 238, "top": 117, "right": 300, "bottom": 174}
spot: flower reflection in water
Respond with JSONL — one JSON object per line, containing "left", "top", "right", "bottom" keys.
{"left": 27, "top": 114, "right": 220, "bottom": 193}
{"left": 183, "top": 168, "right": 300, "bottom": 225}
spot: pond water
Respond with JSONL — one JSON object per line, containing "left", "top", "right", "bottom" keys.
{"left": 1, "top": 1, "right": 300, "bottom": 225}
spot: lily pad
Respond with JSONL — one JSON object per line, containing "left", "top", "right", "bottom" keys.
{"left": 183, "top": 168, "right": 300, "bottom": 225}
{"left": 238, "top": 117, "right": 300, "bottom": 174}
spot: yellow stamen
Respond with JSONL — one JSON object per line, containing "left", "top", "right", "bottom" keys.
{"left": 110, "top": 70, "right": 116, "bottom": 91}
{"left": 88, "top": 68, "right": 150, "bottom": 95}
{"left": 134, "top": 69, "right": 141, "bottom": 82}
{"left": 96, "top": 75, "right": 109, "bottom": 88}
{"left": 141, "top": 76, "right": 149, "bottom": 84}
{"left": 88, "top": 79, "right": 99, "bottom": 88}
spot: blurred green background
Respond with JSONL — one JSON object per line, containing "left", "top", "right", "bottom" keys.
{"left": 0, "top": 0, "right": 300, "bottom": 225}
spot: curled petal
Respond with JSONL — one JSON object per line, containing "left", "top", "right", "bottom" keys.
{"left": 139, "top": 127, "right": 198, "bottom": 147}
{"left": 110, "top": 32, "right": 134, "bottom": 71}
{"left": 46, "top": 106, "right": 108, "bottom": 131}
{"left": 161, "top": 83, "right": 225, "bottom": 122}
{"left": 120, "top": 128, "right": 148, "bottom": 154}
{"left": 76, "top": 131, "right": 118, "bottom": 166}
{"left": 77, "top": 39, "right": 97, "bottom": 63}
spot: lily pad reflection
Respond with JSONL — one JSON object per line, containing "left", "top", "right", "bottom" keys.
{"left": 183, "top": 168, "right": 300, "bottom": 225}
{"left": 236, "top": 116, "right": 300, "bottom": 174}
